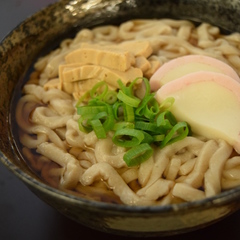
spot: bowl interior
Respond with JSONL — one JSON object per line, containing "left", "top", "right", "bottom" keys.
{"left": 1, "top": 0, "right": 240, "bottom": 236}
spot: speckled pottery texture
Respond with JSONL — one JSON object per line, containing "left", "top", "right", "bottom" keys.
{"left": 1, "top": 0, "right": 240, "bottom": 237}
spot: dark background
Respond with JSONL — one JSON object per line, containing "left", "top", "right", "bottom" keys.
{"left": 1, "top": 1, "right": 240, "bottom": 239}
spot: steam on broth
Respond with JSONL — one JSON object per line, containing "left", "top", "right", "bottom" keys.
{"left": 14, "top": 19, "right": 240, "bottom": 205}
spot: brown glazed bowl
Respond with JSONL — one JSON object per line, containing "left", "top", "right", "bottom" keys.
{"left": 1, "top": 0, "right": 240, "bottom": 237}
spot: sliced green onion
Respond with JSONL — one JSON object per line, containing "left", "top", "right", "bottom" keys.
{"left": 92, "top": 111, "right": 108, "bottom": 120}
{"left": 103, "top": 90, "right": 118, "bottom": 104}
{"left": 141, "top": 77, "right": 151, "bottom": 97}
{"left": 90, "top": 119, "right": 106, "bottom": 139}
{"left": 78, "top": 114, "right": 95, "bottom": 132}
{"left": 76, "top": 78, "right": 190, "bottom": 166}
{"left": 117, "top": 90, "right": 141, "bottom": 108}
{"left": 117, "top": 79, "right": 127, "bottom": 93}
{"left": 75, "top": 91, "right": 90, "bottom": 107}
{"left": 117, "top": 77, "right": 141, "bottom": 96}
{"left": 113, "top": 122, "right": 135, "bottom": 131}
{"left": 152, "top": 134, "right": 165, "bottom": 142}
{"left": 128, "top": 77, "right": 144, "bottom": 94}
{"left": 88, "top": 99, "right": 106, "bottom": 106}
{"left": 141, "top": 131, "right": 154, "bottom": 144}
{"left": 112, "top": 102, "right": 124, "bottom": 120}
{"left": 143, "top": 97, "right": 160, "bottom": 120}
{"left": 102, "top": 105, "right": 115, "bottom": 132}
{"left": 123, "top": 143, "right": 153, "bottom": 167}
{"left": 123, "top": 104, "right": 135, "bottom": 122}
{"left": 77, "top": 105, "right": 107, "bottom": 115}
{"left": 135, "top": 94, "right": 154, "bottom": 116}
{"left": 90, "top": 81, "right": 108, "bottom": 100}
{"left": 112, "top": 128, "right": 144, "bottom": 147}
{"left": 156, "top": 111, "right": 177, "bottom": 130}
{"left": 159, "top": 97, "right": 175, "bottom": 111}
{"left": 160, "top": 122, "right": 189, "bottom": 148}
{"left": 135, "top": 121, "right": 158, "bottom": 132}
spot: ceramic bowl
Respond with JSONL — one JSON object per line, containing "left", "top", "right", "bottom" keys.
{"left": 1, "top": 0, "right": 240, "bottom": 237}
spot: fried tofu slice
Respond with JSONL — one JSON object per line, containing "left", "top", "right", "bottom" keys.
{"left": 65, "top": 44, "right": 135, "bottom": 72}
{"left": 61, "top": 64, "right": 142, "bottom": 88}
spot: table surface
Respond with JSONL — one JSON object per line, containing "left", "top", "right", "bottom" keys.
{"left": 1, "top": 1, "right": 240, "bottom": 239}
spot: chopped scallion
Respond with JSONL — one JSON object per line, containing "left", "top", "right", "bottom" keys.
{"left": 160, "top": 121, "right": 189, "bottom": 148}
{"left": 112, "top": 128, "right": 144, "bottom": 147}
{"left": 90, "top": 81, "right": 108, "bottom": 100}
{"left": 90, "top": 119, "right": 106, "bottom": 139}
{"left": 76, "top": 77, "right": 190, "bottom": 166}
{"left": 123, "top": 143, "right": 153, "bottom": 167}
{"left": 117, "top": 90, "right": 141, "bottom": 108}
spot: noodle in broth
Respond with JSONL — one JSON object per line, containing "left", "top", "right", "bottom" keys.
{"left": 14, "top": 19, "right": 240, "bottom": 206}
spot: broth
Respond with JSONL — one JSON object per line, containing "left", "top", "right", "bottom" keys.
{"left": 10, "top": 19, "right": 240, "bottom": 206}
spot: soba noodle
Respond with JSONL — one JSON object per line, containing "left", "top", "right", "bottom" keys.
{"left": 15, "top": 19, "right": 240, "bottom": 205}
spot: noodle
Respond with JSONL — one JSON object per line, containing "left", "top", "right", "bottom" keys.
{"left": 14, "top": 19, "right": 240, "bottom": 206}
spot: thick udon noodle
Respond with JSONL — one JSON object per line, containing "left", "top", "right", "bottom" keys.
{"left": 15, "top": 19, "right": 240, "bottom": 205}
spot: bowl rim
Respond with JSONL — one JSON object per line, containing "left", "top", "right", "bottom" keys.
{"left": 1, "top": 0, "right": 240, "bottom": 215}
